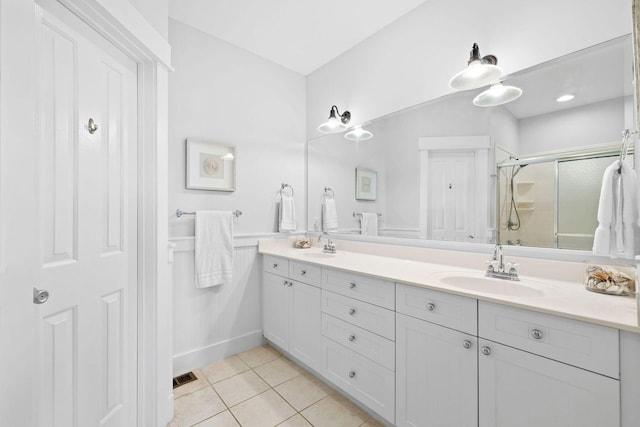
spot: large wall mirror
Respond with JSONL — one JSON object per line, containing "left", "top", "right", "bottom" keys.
{"left": 307, "top": 34, "right": 635, "bottom": 253}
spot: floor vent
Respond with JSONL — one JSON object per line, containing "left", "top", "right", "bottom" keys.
{"left": 173, "top": 371, "right": 198, "bottom": 389}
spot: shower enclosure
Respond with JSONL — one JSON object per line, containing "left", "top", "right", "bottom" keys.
{"left": 497, "top": 146, "right": 632, "bottom": 250}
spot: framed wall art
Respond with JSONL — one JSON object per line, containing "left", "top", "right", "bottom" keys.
{"left": 355, "top": 167, "right": 377, "bottom": 201}
{"left": 186, "top": 139, "right": 236, "bottom": 191}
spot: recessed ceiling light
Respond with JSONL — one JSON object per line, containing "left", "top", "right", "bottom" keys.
{"left": 556, "top": 94, "right": 575, "bottom": 103}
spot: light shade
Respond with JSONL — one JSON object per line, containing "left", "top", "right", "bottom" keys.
{"left": 344, "top": 126, "right": 373, "bottom": 141}
{"left": 318, "top": 105, "right": 351, "bottom": 134}
{"left": 449, "top": 62, "right": 503, "bottom": 90}
{"left": 473, "top": 82, "right": 523, "bottom": 107}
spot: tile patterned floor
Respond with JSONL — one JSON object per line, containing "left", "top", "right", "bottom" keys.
{"left": 169, "top": 344, "right": 385, "bottom": 427}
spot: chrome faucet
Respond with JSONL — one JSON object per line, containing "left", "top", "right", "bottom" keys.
{"left": 486, "top": 244, "right": 519, "bottom": 281}
{"left": 318, "top": 232, "right": 336, "bottom": 254}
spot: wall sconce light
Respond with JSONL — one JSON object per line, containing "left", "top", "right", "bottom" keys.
{"left": 318, "top": 105, "right": 351, "bottom": 133}
{"left": 472, "top": 82, "right": 523, "bottom": 107}
{"left": 345, "top": 126, "right": 373, "bottom": 141}
{"left": 449, "top": 43, "right": 503, "bottom": 90}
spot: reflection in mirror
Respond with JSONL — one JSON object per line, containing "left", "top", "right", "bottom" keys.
{"left": 307, "top": 34, "right": 634, "bottom": 251}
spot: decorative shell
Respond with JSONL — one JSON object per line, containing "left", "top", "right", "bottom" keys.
{"left": 585, "top": 264, "right": 635, "bottom": 296}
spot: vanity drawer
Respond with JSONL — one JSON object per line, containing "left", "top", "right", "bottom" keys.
{"left": 322, "top": 269, "right": 394, "bottom": 309}
{"left": 396, "top": 283, "right": 477, "bottom": 335}
{"left": 322, "top": 313, "right": 395, "bottom": 370}
{"left": 289, "top": 261, "right": 322, "bottom": 287}
{"left": 263, "top": 255, "right": 289, "bottom": 277}
{"left": 479, "top": 301, "right": 619, "bottom": 378}
{"left": 322, "top": 337, "right": 395, "bottom": 423}
{"left": 322, "top": 291, "right": 395, "bottom": 340}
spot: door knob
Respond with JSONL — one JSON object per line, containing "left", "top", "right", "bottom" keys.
{"left": 87, "top": 118, "right": 99, "bottom": 134}
{"left": 33, "top": 287, "right": 49, "bottom": 304}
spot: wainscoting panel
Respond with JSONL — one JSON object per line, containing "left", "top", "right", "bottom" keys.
{"left": 171, "top": 240, "right": 264, "bottom": 375}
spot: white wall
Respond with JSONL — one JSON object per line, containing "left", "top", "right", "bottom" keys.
{"left": 169, "top": 19, "right": 306, "bottom": 238}
{"left": 518, "top": 97, "right": 627, "bottom": 155}
{"left": 168, "top": 19, "right": 306, "bottom": 373}
{"left": 129, "top": 0, "right": 168, "bottom": 39}
{"left": 306, "top": 0, "right": 632, "bottom": 139}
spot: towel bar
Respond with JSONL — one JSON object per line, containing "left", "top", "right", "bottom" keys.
{"left": 176, "top": 209, "right": 242, "bottom": 218}
{"left": 353, "top": 212, "right": 382, "bottom": 218}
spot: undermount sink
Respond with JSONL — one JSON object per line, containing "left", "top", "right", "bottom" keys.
{"left": 431, "top": 271, "right": 547, "bottom": 298}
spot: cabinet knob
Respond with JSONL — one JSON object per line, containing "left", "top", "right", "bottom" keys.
{"left": 348, "top": 334, "right": 356, "bottom": 342}
{"left": 349, "top": 282, "right": 356, "bottom": 289}
{"left": 481, "top": 346, "right": 491, "bottom": 356}
{"left": 531, "top": 329, "right": 544, "bottom": 340}
{"left": 301, "top": 270, "right": 307, "bottom": 276}
{"left": 288, "top": 281, "right": 293, "bottom": 287}
{"left": 348, "top": 371, "right": 356, "bottom": 379}
{"left": 273, "top": 263, "right": 278, "bottom": 269}
{"left": 463, "top": 340, "right": 472, "bottom": 349}
{"left": 282, "top": 280, "right": 288, "bottom": 286}
{"left": 348, "top": 308, "right": 356, "bottom": 316}
{"left": 426, "top": 302, "right": 436, "bottom": 311}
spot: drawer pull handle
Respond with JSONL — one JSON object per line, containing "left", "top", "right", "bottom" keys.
{"left": 531, "top": 329, "right": 544, "bottom": 340}
{"left": 348, "top": 308, "right": 356, "bottom": 316}
{"left": 426, "top": 302, "right": 436, "bottom": 311}
{"left": 463, "top": 340, "right": 472, "bottom": 349}
{"left": 481, "top": 346, "right": 491, "bottom": 356}
{"left": 272, "top": 263, "right": 278, "bottom": 269}
{"left": 349, "top": 282, "right": 356, "bottom": 289}
{"left": 348, "top": 371, "right": 356, "bottom": 379}
{"left": 348, "top": 334, "right": 356, "bottom": 342}
{"left": 301, "top": 270, "right": 307, "bottom": 276}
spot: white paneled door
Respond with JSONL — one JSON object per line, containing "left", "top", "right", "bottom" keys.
{"left": 35, "top": 2, "right": 138, "bottom": 426}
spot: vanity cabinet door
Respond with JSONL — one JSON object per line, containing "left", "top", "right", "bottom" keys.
{"left": 262, "top": 272, "right": 290, "bottom": 350}
{"left": 396, "top": 313, "right": 477, "bottom": 427}
{"left": 478, "top": 339, "right": 620, "bottom": 427}
{"left": 289, "top": 280, "right": 321, "bottom": 370}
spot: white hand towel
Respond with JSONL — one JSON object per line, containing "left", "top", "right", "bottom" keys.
{"left": 195, "top": 210, "right": 234, "bottom": 288}
{"left": 593, "top": 160, "right": 638, "bottom": 258}
{"left": 279, "top": 194, "right": 296, "bottom": 232}
{"left": 593, "top": 163, "right": 616, "bottom": 256}
{"left": 360, "top": 212, "right": 378, "bottom": 236}
{"left": 322, "top": 198, "right": 338, "bottom": 231}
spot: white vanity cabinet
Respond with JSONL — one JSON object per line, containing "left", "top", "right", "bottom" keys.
{"left": 321, "top": 268, "right": 396, "bottom": 424}
{"left": 395, "top": 284, "right": 478, "bottom": 427}
{"left": 262, "top": 255, "right": 322, "bottom": 370}
{"left": 478, "top": 301, "right": 620, "bottom": 427}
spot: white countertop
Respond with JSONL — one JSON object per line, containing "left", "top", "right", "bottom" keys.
{"left": 259, "top": 240, "right": 640, "bottom": 333}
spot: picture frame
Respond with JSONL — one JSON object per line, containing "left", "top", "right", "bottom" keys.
{"left": 355, "top": 167, "right": 377, "bottom": 201}
{"left": 186, "top": 138, "right": 236, "bottom": 191}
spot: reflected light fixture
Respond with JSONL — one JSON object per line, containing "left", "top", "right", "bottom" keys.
{"left": 318, "top": 105, "right": 351, "bottom": 133}
{"left": 344, "top": 126, "right": 373, "bottom": 141}
{"left": 473, "top": 82, "right": 523, "bottom": 107}
{"left": 449, "top": 43, "right": 503, "bottom": 90}
{"left": 556, "top": 94, "right": 575, "bottom": 103}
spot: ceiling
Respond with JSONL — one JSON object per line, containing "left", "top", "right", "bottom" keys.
{"left": 168, "top": 0, "right": 430, "bottom": 75}
{"left": 502, "top": 36, "right": 632, "bottom": 119}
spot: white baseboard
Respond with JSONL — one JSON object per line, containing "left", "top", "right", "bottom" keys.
{"left": 173, "top": 330, "right": 264, "bottom": 375}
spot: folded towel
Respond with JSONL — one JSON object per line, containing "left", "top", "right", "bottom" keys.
{"left": 279, "top": 194, "right": 296, "bottom": 232}
{"left": 195, "top": 210, "right": 234, "bottom": 288}
{"left": 360, "top": 212, "right": 378, "bottom": 236}
{"left": 593, "top": 160, "right": 638, "bottom": 258}
{"left": 322, "top": 198, "right": 338, "bottom": 231}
